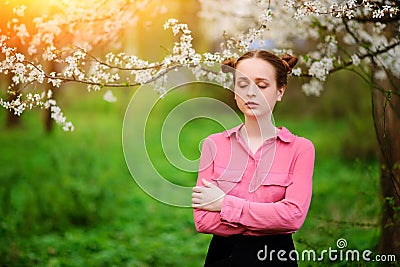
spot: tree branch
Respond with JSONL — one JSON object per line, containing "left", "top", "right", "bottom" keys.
{"left": 299, "top": 39, "right": 400, "bottom": 94}
{"left": 77, "top": 47, "right": 164, "bottom": 71}
{"left": 8, "top": 60, "right": 221, "bottom": 91}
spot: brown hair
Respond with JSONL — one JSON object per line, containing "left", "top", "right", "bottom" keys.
{"left": 221, "top": 50, "right": 298, "bottom": 88}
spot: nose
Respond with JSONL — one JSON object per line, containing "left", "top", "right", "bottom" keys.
{"left": 247, "top": 83, "right": 257, "bottom": 97}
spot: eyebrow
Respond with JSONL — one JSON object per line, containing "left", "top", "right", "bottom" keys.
{"left": 255, "top": 78, "right": 270, "bottom": 82}
{"left": 236, "top": 77, "right": 270, "bottom": 82}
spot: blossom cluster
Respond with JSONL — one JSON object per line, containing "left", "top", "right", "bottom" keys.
{"left": 308, "top": 57, "right": 334, "bottom": 81}
{"left": 286, "top": 0, "right": 398, "bottom": 20}
{"left": 0, "top": 90, "right": 74, "bottom": 131}
{"left": 0, "top": 0, "right": 145, "bottom": 130}
{"left": 163, "top": 18, "right": 202, "bottom": 66}
{"left": 198, "top": 0, "right": 399, "bottom": 96}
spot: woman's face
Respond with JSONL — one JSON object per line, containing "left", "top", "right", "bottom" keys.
{"left": 234, "top": 57, "right": 285, "bottom": 119}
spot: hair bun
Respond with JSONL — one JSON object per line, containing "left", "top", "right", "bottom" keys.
{"left": 221, "top": 58, "right": 236, "bottom": 73}
{"left": 281, "top": 54, "right": 298, "bottom": 73}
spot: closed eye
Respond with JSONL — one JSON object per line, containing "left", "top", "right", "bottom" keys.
{"left": 237, "top": 82, "right": 249, "bottom": 89}
{"left": 257, "top": 83, "right": 268, "bottom": 89}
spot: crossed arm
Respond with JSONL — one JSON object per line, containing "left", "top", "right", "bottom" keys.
{"left": 192, "top": 137, "right": 315, "bottom": 236}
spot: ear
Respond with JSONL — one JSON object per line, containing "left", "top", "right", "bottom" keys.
{"left": 277, "top": 86, "right": 286, "bottom": 101}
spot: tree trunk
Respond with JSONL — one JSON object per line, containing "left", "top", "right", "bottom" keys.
{"left": 372, "top": 68, "right": 400, "bottom": 258}
{"left": 43, "top": 106, "right": 53, "bottom": 133}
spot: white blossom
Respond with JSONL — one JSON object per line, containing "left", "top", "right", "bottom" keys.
{"left": 15, "top": 53, "right": 25, "bottom": 62}
{"left": 13, "top": 23, "right": 29, "bottom": 43}
{"left": 302, "top": 79, "right": 324, "bottom": 96}
{"left": 351, "top": 54, "right": 361, "bottom": 66}
{"left": 63, "top": 122, "right": 75, "bottom": 131}
{"left": 13, "top": 5, "right": 26, "bottom": 17}
{"left": 374, "top": 69, "right": 387, "bottom": 81}
{"left": 308, "top": 57, "right": 334, "bottom": 81}
{"left": 392, "top": 57, "right": 400, "bottom": 78}
{"left": 373, "top": 9, "right": 385, "bottom": 18}
{"left": 291, "top": 67, "right": 302, "bottom": 76}
{"left": 259, "top": 9, "right": 272, "bottom": 24}
{"left": 343, "top": 33, "right": 356, "bottom": 45}
{"left": 48, "top": 72, "right": 62, "bottom": 87}
{"left": 103, "top": 90, "right": 117, "bottom": 103}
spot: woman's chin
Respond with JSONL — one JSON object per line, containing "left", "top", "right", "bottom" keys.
{"left": 243, "top": 109, "right": 271, "bottom": 118}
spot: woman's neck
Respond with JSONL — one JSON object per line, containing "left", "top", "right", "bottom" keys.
{"left": 239, "top": 116, "right": 277, "bottom": 154}
{"left": 243, "top": 115, "right": 277, "bottom": 140}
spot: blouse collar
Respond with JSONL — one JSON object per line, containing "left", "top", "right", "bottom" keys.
{"left": 224, "top": 124, "right": 295, "bottom": 143}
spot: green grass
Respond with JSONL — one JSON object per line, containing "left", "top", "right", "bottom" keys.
{"left": 0, "top": 87, "right": 384, "bottom": 266}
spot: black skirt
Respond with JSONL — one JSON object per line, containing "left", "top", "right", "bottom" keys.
{"left": 204, "top": 234, "right": 298, "bottom": 267}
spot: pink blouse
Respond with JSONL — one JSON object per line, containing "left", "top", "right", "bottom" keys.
{"left": 193, "top": 124, "right": 315, "bottom": 236}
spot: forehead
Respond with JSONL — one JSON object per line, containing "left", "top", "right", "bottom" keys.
{"left": 235, "top": 58, "right": 276, "bottom": 80}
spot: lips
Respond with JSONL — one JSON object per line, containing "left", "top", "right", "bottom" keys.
{"left": 245, "top": 101, "right": 258, "bottom": 108}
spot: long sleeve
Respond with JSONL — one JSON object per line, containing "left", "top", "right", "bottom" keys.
{"left": 193, "top": 137, "right": 247, "bottom": 236}
{"left": 219, "top": 143, "right": 315, "bottom": 233}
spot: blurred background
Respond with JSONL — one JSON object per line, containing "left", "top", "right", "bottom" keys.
{"left": 0, "top": 0, "right": 381, "bottom": 266}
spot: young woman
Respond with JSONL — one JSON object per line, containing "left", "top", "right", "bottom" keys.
{"left": 192, "top": 50, "right": 315, "bottom": 266}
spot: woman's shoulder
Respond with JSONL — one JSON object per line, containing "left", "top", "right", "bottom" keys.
{"left": 279, "top": 126, "right": 314, "bottom": 151}
{"left": 204, "top": 131, "right": 229, "bottom": 143}
{"left": 205, "top": 124, "right": 242, "bottom": 141}
{"left": 294, "top": 136, "right": 315, "bottom": 151}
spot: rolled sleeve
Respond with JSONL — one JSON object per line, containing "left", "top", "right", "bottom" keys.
{"left": 220, "top": 195, "right": 245, "bottom": 224}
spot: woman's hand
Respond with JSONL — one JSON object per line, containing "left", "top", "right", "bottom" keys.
{"left": 192, "top": 179, "right": 225, "bottom": 212}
